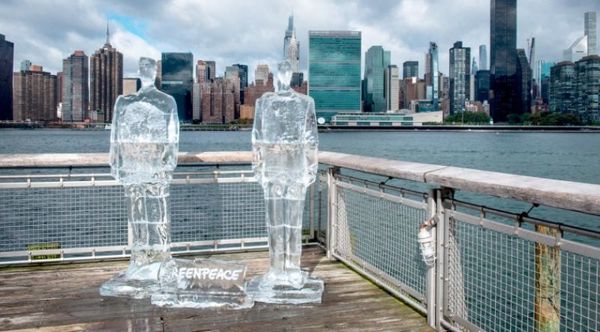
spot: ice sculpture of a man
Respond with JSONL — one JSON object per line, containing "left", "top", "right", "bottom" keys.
{"left": 100, "top": 57, "right": 179, "bottom": 299}
{"left": 248, "top": 61, "right": 323, "bottom": 303}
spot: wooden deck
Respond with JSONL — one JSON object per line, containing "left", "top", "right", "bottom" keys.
{"left": 0, "top": 246, "right": 431, "bottom": 331}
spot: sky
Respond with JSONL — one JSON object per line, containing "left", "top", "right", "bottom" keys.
{"left": 0, "top": 0, "right": 598, "bottom": 81}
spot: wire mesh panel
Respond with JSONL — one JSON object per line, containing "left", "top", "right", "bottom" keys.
{"left": 445, "top": 216, "right": 537, "bottom": 331}
{"left": 561, "top": 251, "right": 599, "bottom": 331}
{"left": 170, "top": 181, "right": 266, "bottom": 243}
{"left": 0, "top": 186, "right": 128, "bottom": 253}
{"left": 444, "top": 206, "right": 600, "bottom": 332}
{"left": 332, "top": 177, "right": 429, "bottom": 306}
{"left": 0, "top": 165, "right": 329, "bottom": 264}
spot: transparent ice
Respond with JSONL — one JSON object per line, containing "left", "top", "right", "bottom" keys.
{"left": 151, "top": 258, "right": 254, "bottom": 309}
{"left": 247, "top": 60, "right": 323, "bottom": 304}
{"left": 100, "top": 57, "right": 179, "bottom": 299}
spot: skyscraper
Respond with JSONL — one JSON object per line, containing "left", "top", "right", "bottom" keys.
{"left": 62, "top": 50, "right": 89, "bottom": 122}
{"left": 255, "top": 64, "right": 270, "bottom": 85}
{"left": 90, "top": 23, "right": 123, "bottom": 122}
{"left": 283, "top": 14, "right": 300, "bottom": 73}
{"left": 205, "top": 61, "right": 216, "bottom": 82}
{"left": 233, "top": 64, "right": 248, "bottom": 104}
{"left": 403, "top": 61, "right": 419, "bottom": 79}
{"left": 585, "top": 12, "right": 597, "bottom": 56}
{"left": 196, "top": 60, "right": 207, "bottom": 84}
{"left": 308, "top": 31, "right": 361, "bottom": 122}
{"left": 490, "top": 0, "right": 520, "bottom": 122}
{"left": 385, "top": 65, "right": 400, "bottom": 111}
{"left": 475, "top": 70, "right": 491, "bottom": 102}
{"left": 13, "top": 65, "right": 57, "bottom": 121}
{"left": 428, "top": 42, "right": 439, "bottom": 112}
{"left": 516, "top": 48, "right": 532, "bottom": 114}
{"left": 479, "top": 45, "right": 488, "bottom": 70}
{"left": 549, "top": 61, "right": 576, "bottom": 114}
{"left": 160, "top": 52, "right": 193, "bottom": 121}
{"left": 449, "top": 41, "right": 471, "bottom": 114}
{"left": 574, "top": 55, "right": 600, "bottom": 122}
{"left": 0, "top": 34, "right": 14, "bottom": 120}
{"left": 363, "top": 46, "right": 390, "bottom": 112}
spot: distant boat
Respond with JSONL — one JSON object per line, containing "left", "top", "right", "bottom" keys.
{"left": 104, "top": 124, "right": 112, "bottom": 130}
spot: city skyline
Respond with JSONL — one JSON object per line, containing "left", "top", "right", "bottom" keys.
{"left": 0, "top": 1, "right": 598, "bottom": 81}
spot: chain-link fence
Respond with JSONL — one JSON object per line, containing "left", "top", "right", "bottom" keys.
{"left": 330, "top": 174, "right": 430, "bottom": 312}
{"left": 0, "top": 165, "right": 317, "bottom": 264}
{"left": 442, "top": 200, "right": 600, "bottom": 332}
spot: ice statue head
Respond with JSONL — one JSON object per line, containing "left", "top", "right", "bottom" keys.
{"left": 139, "top": 57, "right": 157, "bottom": 88}
{"left": 275, "top": 60, "right": 293, "bottom": 92}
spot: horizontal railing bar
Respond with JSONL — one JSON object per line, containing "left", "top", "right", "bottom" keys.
{"left": 449, "top": 210, "right": 600, "bottom": 259}
{"left": 318, "top": 151, "right": 600, "bottom": 216}
{"left": 2, "top": 150, "right": 600, "bottom": 215}
{"left": 335, "top": 180, "right": 428, "bottom": 210}
{"left": 449, "top": 198, "right": 600, "bottom": 238}
{"left": 0, "top": 176, "right": 257, "bottom": 189}
{"left": 336, "top": 173, "right": 429, "bottom": 200}
{"left": 0, "top": 169, "right": 255, "bottom": 180}
{"left": 0, "top": 152, "right": 253, "bottom": 168}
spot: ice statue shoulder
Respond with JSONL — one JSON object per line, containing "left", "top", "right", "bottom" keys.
{"left": 109, "top": 57, "right": 179, "bottom": 185}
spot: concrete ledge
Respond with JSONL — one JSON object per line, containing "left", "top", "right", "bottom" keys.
{"left": 318, "top": 151, "right": 446, "bottom": 183}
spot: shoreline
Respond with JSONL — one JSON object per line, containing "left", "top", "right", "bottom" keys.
{"left": 1, "top": 123, "right": 600, "bottom": 133}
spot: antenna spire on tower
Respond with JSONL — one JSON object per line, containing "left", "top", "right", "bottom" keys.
{"left": 105, "top": 18, "right": 110, "bottom": 47}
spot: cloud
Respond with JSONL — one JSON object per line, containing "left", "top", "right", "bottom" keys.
{"left": 0, "top": 0, "right": 598, "bottom": 81}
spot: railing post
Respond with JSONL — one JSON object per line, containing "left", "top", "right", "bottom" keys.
{"left": 437, "top": 187, "right": 460, "bottom": 330}
{"left": 426, "top": 189, "right": 438, "bottom": 329}
{"left": 535, "top": 225, "right": 561, "bottom": 332}
{"left": 326, "top": 166, "right": 340, "bottom": 260}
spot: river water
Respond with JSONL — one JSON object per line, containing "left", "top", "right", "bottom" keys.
{"left": 1, "top": 129, "right": 599, "bottom": 184}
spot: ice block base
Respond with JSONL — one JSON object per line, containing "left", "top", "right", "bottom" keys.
{"left": 247, "top": 274, "right": 324, "bottom": 304}
{"left": 151, "top": 291, "right": 254, "bottom": 309}
{"left": 99, "top": 272, "right": 160, "bottom": 299}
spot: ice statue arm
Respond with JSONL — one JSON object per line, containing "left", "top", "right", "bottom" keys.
{"left": 165, "top": 100, "right": 180, "bottom": 173}
{"left": 304, "top": 99, "right": 319, "bottom": 186}
{"left": 109, "top": 96, "right": 125, "bottom": 178}
{"left": 251, "top": 98, "right": 265, "bottom": 184}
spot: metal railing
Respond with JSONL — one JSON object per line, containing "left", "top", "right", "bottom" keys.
{"left": 1, "top": 151, "right": 599, "bottom": 332}
{"left": 319, "top": 152, "right": 600, "bottom": 332}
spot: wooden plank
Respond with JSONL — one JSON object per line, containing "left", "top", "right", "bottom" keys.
{"left": 0, "top": 247, "right": 431, "bottom": 331}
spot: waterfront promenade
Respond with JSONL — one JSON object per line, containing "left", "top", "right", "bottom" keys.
{"left": 0, "top": 150, "right": 598, "bottom": 331}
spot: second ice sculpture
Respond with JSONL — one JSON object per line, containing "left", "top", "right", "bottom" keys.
{"left": 247, "top": 60, "right": 323, "bottom": 304}
{"left": 100, "top": 57, "right": 179, "bottom": 299}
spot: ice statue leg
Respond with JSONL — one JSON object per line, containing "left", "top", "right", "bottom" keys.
{"left": 100, "top": 184, "right": 171, "bottom": 298}
{"left": 266, "top": 197, "right": 285, "bottom": 274}
{"left": 248, "top": 186, "right": 323, "bottom": 304}
{"left": 283, "top": 198, "right": 304, "bottom": 286}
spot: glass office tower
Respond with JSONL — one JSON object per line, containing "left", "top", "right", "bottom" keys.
{"left": 308, "top": 31, "right": 361, "bottom": 123}
{"left": 449, "top": 41, "right": 471, "bottom": 114}
{"left": 364, "top": 46, "right": 390, "bottom": 112}
{"left": 490, "top": 0, "right": 520, "bottom": 122}
{"left": 428, "top": 42, "right": 439, "bottom": 112}
{"left": 402, "top": 61, "right": 419, "bottom": 79}
{"left": 0, "top": 34, "right": 13, "bottom": 120}
{"left": 160, "top": 52, "right": 193, "bottom": 122}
